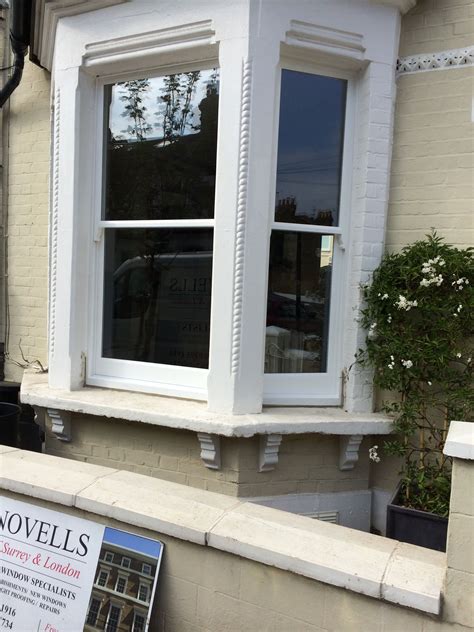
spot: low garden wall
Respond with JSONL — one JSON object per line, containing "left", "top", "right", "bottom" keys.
{"left": 0, "top": 421, "right": 473, "bottom": 631}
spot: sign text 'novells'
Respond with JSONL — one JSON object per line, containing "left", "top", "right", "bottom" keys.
{"left": 0, "top": 511, "right": 90, "bottom": 557}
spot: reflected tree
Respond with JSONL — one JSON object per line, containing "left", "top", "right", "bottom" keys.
{"left": 118, "top": 79, "right": 152, "bottom": 141}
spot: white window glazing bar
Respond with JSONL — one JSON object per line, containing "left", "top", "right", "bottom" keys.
{"left": 271, "top": 222, "right": 342, "bottom": 235}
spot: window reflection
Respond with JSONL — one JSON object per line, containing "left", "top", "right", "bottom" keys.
{"left": 104, "top": 69, "right": 219, "bottom": 221}
{"left": 265, "top": 232, "right": 333, "bottom": 373}
{"left": 103, "top": 229, "right": 213, "bottom": 369}
{"left": 274, "top": 70, "right": 346, "bottom": 227}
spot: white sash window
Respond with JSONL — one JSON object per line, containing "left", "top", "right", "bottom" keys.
{"left": 48, "top": 0, "right": 401, "bottom": 414}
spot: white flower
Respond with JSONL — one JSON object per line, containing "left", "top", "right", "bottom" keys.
{"left": 456, "top": 353, "right": 462, "bottom": 358}
{"left": 401, "top": 359, "right": 413, "bottom": 369}
{"left": 382, "top": 293, "right": 389, "bottom": 300}
{"left": 369, "top": 446, "right": 381, "bottom": 463}
{"left": 453, "top": 277, "right": 469, "bottom": 290}
{"left": 420, "top": 274, "right": 443, "bottom": 287}
{"left": 368, "top": 322, "right": 378, "bottom": 340}
{"left": 387, "top": 315, "right": 392, "bottom": 323}
{"left": 457, "top": 304, "right": 463, "bottom": 313}
{"left": 468, "top": 357, "right": 472, "bottom": 364}
{"left": 396, "top": 295, "right": 418, "bottom": 310}
{"left": 427, "top": 381, "right": 432, "bottom": 386}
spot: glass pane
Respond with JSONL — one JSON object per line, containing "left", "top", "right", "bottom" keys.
{"left": 265, "top": 231, "right": 333, "bottom": 373}
{"left": 104, "top": 69, "right": 219, "bottom": 221}
{"left": 103, "top": 228, "right": 213, "bottom": 369}
{"left": 275, "top": 70, "right": 347, "bottom": 227}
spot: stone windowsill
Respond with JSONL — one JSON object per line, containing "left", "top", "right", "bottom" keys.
{"left": 0, "top": 446, "right": 444, "bottom": 614}
{"left": 20, "top": 371, "right": 393, "bottom": 438}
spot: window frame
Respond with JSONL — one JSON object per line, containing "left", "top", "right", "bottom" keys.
{"left": 104, "top": 551, "right": 114, "bottom": 563}
{"left": 96, "top": 568, "right": 109, "bottom": 587}
{"left": 86, "top": 597, "right": 102, "bottom": 626}
{"left": 114, "top": 573, "right": 128, "bottom": 594}
{"left": 120, "top": 556, "right": 132, "bottom": 569}
{"left": 132, "top": 610, "right": 147, "bottom": 632}
{"left": 137, "top": 581, "right": 150, "bottom": 603}
{"left": 87, "top": 61, "right": 220, "bottom": 401}
{"left": 262, "top": 60, "right": 356, "bottom": 406}
{"left": 105, "top": 603, "right": 122, "bottom": 632}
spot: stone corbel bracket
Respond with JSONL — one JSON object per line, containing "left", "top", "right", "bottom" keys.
{"left": 47, "top": 408, "right": 72, "bottom": 442}
{"left": 339, "top": 435, "right": 363, "bottom": 471}
{"left": 197, "top": 432, "right": 221, "bottom": 470}
{"left": 259, "top": 434, "right": 283, "bottom": 472}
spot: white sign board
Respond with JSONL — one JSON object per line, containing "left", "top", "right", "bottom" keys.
{"left": 0, "top": 496, "right": 105, "bottom": 632}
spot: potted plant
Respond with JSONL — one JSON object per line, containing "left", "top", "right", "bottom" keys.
{"left": 358, "top": 233, "right": 473, "bottom": 551}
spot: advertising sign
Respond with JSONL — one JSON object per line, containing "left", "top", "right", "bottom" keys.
{"left": 0, "top": 497, "right": 164, "bottom": 631}
{"left": 0, "top": 497, "right": 105, "bottom": 631}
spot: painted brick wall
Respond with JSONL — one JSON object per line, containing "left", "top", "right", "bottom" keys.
{"left": 5, "top": 60, "right": 51, "bottom": 381}
{"left": 386, "top": 0, "right": 473, "bottom": 251}
{"left": 399, "top": 0, "right": 473, "bottom": 56}
{"left": 44, "top": 412, "right": 371, "bottom": 498}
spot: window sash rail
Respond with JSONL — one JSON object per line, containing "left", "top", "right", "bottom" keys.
{"left": 98, "top": 219, "right": 215, "bottom": 229}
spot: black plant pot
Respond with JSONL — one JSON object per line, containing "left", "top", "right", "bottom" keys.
{"left": 386, "top": 485, "right": 448, "bottom": 552}
{"left": 0, "top": 402, "right": 21, "bottom": 447}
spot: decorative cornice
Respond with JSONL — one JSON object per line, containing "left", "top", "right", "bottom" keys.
{"left": 231, "top": 59, "right": 252, "bottom": 376}
{"left": 371, "top": 0, "right": 417, "bottom": 13}
{"left": 397, "top": 46, "right": 474, "bottom": 76}
{"left": 32, "top": 0, "right": 129, "bottom": 70}
{"left": 284, "top": 20, "right": 365, "bottom": 65}
{"left": 49, "top": 87, "right": 60, "bottom": 360}
{"left": 83, "top": 20, "right": 216, "bottom": 71}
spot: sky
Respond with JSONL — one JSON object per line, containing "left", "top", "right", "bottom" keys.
{"left": 103, "top": 527, "right": 163, "bottom": 559}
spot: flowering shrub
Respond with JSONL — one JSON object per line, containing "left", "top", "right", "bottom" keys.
{"left": 359, "top": 234, "right": 474, "bottom": 517}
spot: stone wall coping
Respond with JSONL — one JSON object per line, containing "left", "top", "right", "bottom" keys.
{"left": 21, "top": 371, "right": 393, "bottom": 438}
{"left": 444, "top": 421, "right": 474, "bottom": 461}
{"left": 0, "top": 447, "right": 444, "bottom": 615}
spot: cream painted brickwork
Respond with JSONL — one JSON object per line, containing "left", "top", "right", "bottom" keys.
{"left": 444, "top": 458, "right": 474, "bottom": 628}
{"left": 387, "top": 67, "right": 473, "bottom": 251}
{"left": 399, "top": 0, "right": 473, "bottom": 56}
{"left": 44, "top": 412, "right": 371, "bottom": 498}
{"left": 5, "top": 59, "right": 50, "bottom": 382}
{"left": 387, "top": 0, "right": 474, "bottom": 251}
{"left": 0, "top": 454, "right": 468, "bottom": 632}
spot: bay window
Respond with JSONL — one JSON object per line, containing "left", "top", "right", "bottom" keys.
{"left": 48, "top": 1, "right": 401, "bottom": 416}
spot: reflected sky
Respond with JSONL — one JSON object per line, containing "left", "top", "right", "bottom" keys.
{"left": 108, "top": 69, "right": 219, "bottom": 142}
{"left": 275, "top": 70, "right": 347, "bottom": 225}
